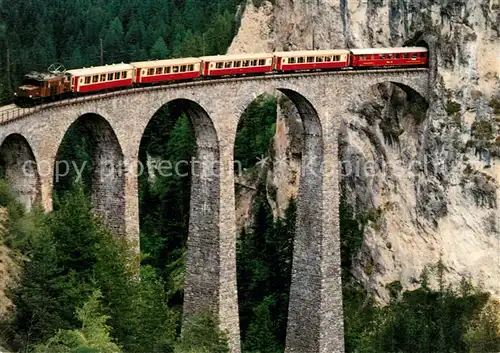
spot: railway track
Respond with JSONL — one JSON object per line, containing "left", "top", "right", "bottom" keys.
{"left": 0, "top": 67, "right": 428, "bottom": 126}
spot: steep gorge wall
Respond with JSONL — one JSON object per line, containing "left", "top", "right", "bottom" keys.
{"left": 229, "top": 0, "right": 500, "bottom": 302}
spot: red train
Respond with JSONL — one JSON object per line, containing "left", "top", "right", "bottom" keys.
{"left": 14, "top": 47, "right": 428, "bottom": 105}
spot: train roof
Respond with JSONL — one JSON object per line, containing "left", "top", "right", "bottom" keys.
{"left": 199, "top": 52, "right": 274, "bottom": 61}
{"left": 273, "top": 49, "right": 350, "bottom": 57}
{"left": 130, "top": 57, "right": 201, "bottom": 68}
{"left": 24, "top": 71, "right": 67, "bottom": 81}
{"left": 66, "top": 63, "right": 134, "bottom": 76}
{"left": 349, "top": 47, "right": 428, "bottom": 55}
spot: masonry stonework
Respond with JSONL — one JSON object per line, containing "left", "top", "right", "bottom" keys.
{"left": 0, "top": 69, "right": 429, "bottom": 353}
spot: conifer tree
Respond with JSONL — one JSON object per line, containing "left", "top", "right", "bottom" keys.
{"left": 104, "top": 17, "right": 125, "bottom": 63}
{"left": 150, "top": 37, "right": 169, "bottom": 60}
{"left": 32, "top": 290, "right": 122, "bottom": 353}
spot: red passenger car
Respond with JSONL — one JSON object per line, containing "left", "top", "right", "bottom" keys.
{"left": 199, "top": 53, "right": 274, "bottom": 77}
{"left": 349, "top": 47, "right": 428, "bottom": 68}
{"left": 67, "top": 64, "right": 134, "bottom": 93}
{"left": 131, "top": 58, "right": 202, "bottom": 84}
{"left": 274, "top": 49, "right": 350, "bottom": 72}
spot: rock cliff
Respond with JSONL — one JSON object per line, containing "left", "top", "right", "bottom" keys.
{"left": 229, "top": 0, "right": 500, "bottom": 302}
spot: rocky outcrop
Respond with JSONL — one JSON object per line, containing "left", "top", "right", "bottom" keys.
{"left": 228, "top": 0, "right": 500, "bottom": 302}
{"left": 0, "top": 207, "right": 15, "bottom": 319}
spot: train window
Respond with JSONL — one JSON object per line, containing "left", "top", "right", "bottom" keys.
{"left": 188, "top": 64, "right": 194, "bottom": 71}
{"left": 243, "top": 60, "right": 250, "bottom": 67}
{"left": 404, "top": 53, "right": 409, "bottom": 58}
{"left": 251, "top": 59, "right": 257, "bottom": 66}
{"left": 360, "top": 55, "right": 366, "bottom": 60}
{"left": 115, "top": 72, "right": 120, "bottom": 79}
{"left": 420, "top": 52, "right": 425, "bottom": 58}
{"left": 316, "top": 56, "right": 323, "bottom": 62}
{"left": 122, "top": 71, "right": 128, "bottom": 78}
{"left": 411, "top": 53, "right": 417, "bottom": 58}
{"left": 288, "top": 57, "right": 295, "bottom": 63}
{"left": 234, "top": 61, "right": 241, "bottom": 67}
{"left": 172, "top": 66, "right": 179, "bottom": 73}
{"left": 335, "top": 55, "right": 340, "bottom": 61}
{"left": 147, "top": 68, "right": 154, "bottom": 75}
{"left": 224, "top": 62, "right": 232, "bottom": 68}
{"left": 85, "top": 77, "right": 91, "bottom": 84}
{"left": 387, "top": 54, "right": 393, "bottom": 59}
{"left": 108, "top": 73, "right": 114, "bottom": 80}
{"left": 395, "top": 53, "right": 401, "bottom": 59}
{"left": 258, "top": 59, "right": 265, "bottom": 65}
{"left": 180, "top": 65, "right": 187, "bottom": 72}
{"left": 379, "top": 55, "right": 385, "bottom": 59}
{"left": 215, "top": 62, "right": 223, "bottom": 69}
{"left": 156, "top": 67, "right": 163, "bottom": 74}
{"left": 307, "top": 56, "right": 314, "bottom": 63}
{"left": 92, "top": 75, "right": 98, "bottom": 83}
{"left": 100, "top": 74, "right": 106, "bottom": 81}
{"left": 166, "top": 67, "right": 171, "bottom": 73}
{"left": 324, "top": 56, "right": 331, "bottom": 62}
{"left": 297, "top": 57, "right": 304, "bottom": 63}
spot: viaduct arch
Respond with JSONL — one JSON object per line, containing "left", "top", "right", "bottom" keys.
{"left": 54, "top": 113, "right": 127, "bottom": 234}
{"left": 0, "top": 68, "right": 429, "bottom": 353}
{"left": 0, "top": 133, "right": 41, "bottom": 211}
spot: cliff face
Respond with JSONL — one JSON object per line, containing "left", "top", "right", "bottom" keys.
{"left": 0, "top": 207, "right": 15, "bottom": 318}
{"left": 229, "top": 0, "right": 500, "bottom": 302}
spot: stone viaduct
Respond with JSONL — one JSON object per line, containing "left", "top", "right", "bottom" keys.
{"left": 0, "top": 68, "right": 429, "bottom": 353}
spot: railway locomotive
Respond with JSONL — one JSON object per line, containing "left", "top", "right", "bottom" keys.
{"left": 14, "top": 47, "right": 428, "bottom": 106}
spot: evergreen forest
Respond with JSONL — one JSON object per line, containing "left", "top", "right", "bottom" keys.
{"left": 0, "top": 1, "right": 499, "bottom": 352}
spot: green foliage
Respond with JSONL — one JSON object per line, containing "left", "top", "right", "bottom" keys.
{"left": 150, "top": 37, "right": 169, "bottom": 59}
{"left": 237, "top": 191, "right": 295, "bottom": 353}
{"left": 0, "top": 0, "right": 242, "bottom": 100}
{"left": 464, "top": 298, "right": 500, "bottom": 352}
{"left": 53, "top": 122, "right": 94, "bottom": 203}
{"left": 471, "top": 120, "right": 494, "bottom": 141}
{"left": 445, "top": 100, "right": 461, "bottom": 116}
{"left": 234, "top": 94, "right": 277, "bottom": 170}
{"left": 489, "top": 96, "right": 500, "bottom": 115}
{"left": 4, "top": 183, "right": 176, "bottom": 353}
{"left": 6, "top": 209, "right": 70, "bottom": 347}
{"left": 203, "top": 10, "right": 236, "bottom": 56}
{"left": 342, "top": 260, "right": 496, "bottom": 353}
{"left": 0, "top": 179, "right": 40, "bottom": 253}
{"left": 0, "top": 179, "right": 10, "bottom": 207}
{"left": 174, "top": 311, "right": 230, "bottom": 353}
{"left": 243, "top": 296, "right": 282, "bottom": 353}
{"left": 139, "top": 112, "right": 196, "bottom": 310}
{"left": 32, "top": 290, "right": 122, "bottom": 353}
{"left": 104, "top": 17, "right": 125, "bottom": 63}
{"left": 108, "top": 264, "right": 177, "bottom": 353}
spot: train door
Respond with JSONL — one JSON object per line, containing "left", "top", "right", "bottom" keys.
{"left": 49, "top": 83, "right": 56, "bottom": 96}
